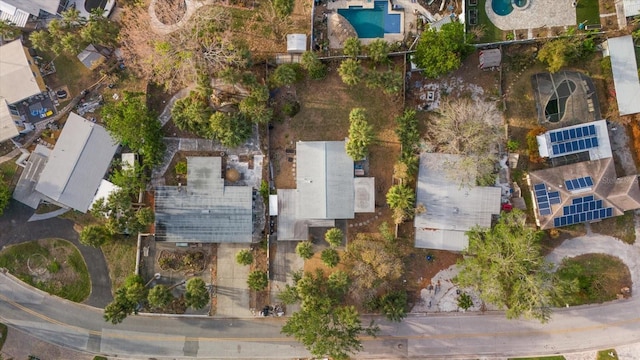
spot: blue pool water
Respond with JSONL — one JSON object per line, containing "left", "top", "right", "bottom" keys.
{"left": 338, "top": 1, "right": 401, "bottom": 38}
{"left": 492, "top": 0, "right": 528, "bottom": 16}
{"left": 491, "top": 0, "right": 513, "bottom": 16}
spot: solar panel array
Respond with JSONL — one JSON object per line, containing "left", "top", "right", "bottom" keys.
{"left": 549, "top": 124, "right": 599, "bottom": 156}
{"left": 534, "top": 183, "right": 553, "bottom": 216}
{"left": 565, "top": 176, "right": 594, "bottom": 191}
{"left": 553, "top": 194, "right": 613, "bottom": 227}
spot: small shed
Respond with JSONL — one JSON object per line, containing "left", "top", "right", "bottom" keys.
{"left": 478, "top": 48, "right": 501, "bottom": 69}
{"left": 287, "top": 34, "right": 307, "bottom": 53}
{"left": 269, "top": 194, "right": 278, "bottom": 216}
{"left": 78, "top": 44, "right": 106, "bottom": 70}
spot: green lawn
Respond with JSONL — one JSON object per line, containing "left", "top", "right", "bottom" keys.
{"left": 555, "top": 254, "right": 631, "bottom": 306}
{"left": 49, "top": 53, "right": 96, "bottom": 96}
{"left": 576, "top": 0, "right": 600, "bottom": 26}
{"left": 0, "top": 157, "right": 18, "bottom": 181}
{"left": 101, "top": 237, "right": 137, "bottom": 292}
{"left": 597, "top": 349, "right": 618, "bottom": 360}
{"left": 469, "top": 0, "right": 505, "bottom": 43}
{"left": 0, "top": 322, "right": 7, "bottom": 351}
{"left": 0, "top": 239, "right": 90, "bottom": 302}
{"left": 590, "top": 211, "right": 635, "bottom": 244}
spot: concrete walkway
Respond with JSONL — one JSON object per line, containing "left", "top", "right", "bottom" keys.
{"left": 27, "top": 207, "right": 70, "bottom": 222}
{"left": 214, "top": 243, "right": 250, "bottom": 318}
{"left": 0, "top": 148, "right": 19, "bottom": 165}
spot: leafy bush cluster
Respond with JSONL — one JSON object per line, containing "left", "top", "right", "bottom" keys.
{"left": 394, "top": 110, "right": 420, "bottom": 177}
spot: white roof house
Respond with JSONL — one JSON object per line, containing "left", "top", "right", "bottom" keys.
{"left": 0, "top": 99, "right": 18, "bottom": 143}
{"left": 0, "top": 39, "right": 46, "bottom": 104}
{"left": 154, "top": 157, "right": 254, "bottom": 243}
{"left": 607, "top": 36, "right": 640, "bottom": 116}
{"left": 414, "top": 153, "right": 502, "bottom": 251}
{"left": 622, "top": 0, "right": 640, "bottom": 17}
{"left": 296, "top": 141, "right": 355, "bottom": 219}
{"left": 0, "top": 0, "right": 60, "bottom": 27}
{"left": 277, "top": 140, "right": 375, "bottom": 240}
{"left": 536, "top": 120, "right": 612, "bottom": 160}
{"left": 35, "top": 112, "right": 119, "bottom": 212}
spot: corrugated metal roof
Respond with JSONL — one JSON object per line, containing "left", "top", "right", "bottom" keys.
{"left": 77, "top": 44, "right": 106, "bottom": 70}
{"left": 0, "top": 40, "right": 44, "bottom": 103}
{"left": 623, "top": 0, "right": 640, "bottom": 17}
{"left": 0, "top": 0, "right": 59, "bottom": 16}
{"left": 414, "top": 153, "right": 501, "bottom": 251}
{"left": 296, "top": 141, "right": 354, "bottom": 219}
{"left": 0, "top": 7, "right": 29, "bottom": 27}
{"left": 154, "top": 157, "right": 254, "bottom": 243}
{"left": 0, "top": 99, "right": 18, "bottom": 143}
{"left": 608, "top": 36, "right": 640, "bottom": 116}
{"left": 35, "top": 112, "right": 118, "bottom": 212}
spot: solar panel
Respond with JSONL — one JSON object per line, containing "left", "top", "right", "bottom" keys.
{"left": 576, "top": 127, "right": 583, "bottom": 137}
{"left": 586, "top": 177, "right": 594, "bottom": 187}
{"left": 550, "top": 132, "right": 557, "bottom": 142}
{"left": 565, "top": 176, "right": 594, "bottom": 192}
{"left": 588, "top": 124, "right": 595, "bottom": 135}
{"left": 553, "top": 193, "right": 615, "bottom": 228}
{"left": 540, "top": 208, "right": 552, "bottom": 216}
{"left": 534, "top": 183, "right": 546, "bottom": 191}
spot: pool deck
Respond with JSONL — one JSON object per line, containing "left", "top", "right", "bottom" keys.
{"left": 485, "top": 0, "right": 576, "bottom": 31}
{"left": 327, "top": 0, "right": 434, "bottom": 46}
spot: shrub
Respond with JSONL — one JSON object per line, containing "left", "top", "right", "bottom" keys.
{"left": 526, "top": 126, "right": 546, "bottom": 164}
{"left": 236, "top": 249, "right": 254, "bottom": 266}
{"left": 457, "top": 292, "right": 473, "bottom": 310}
{"left": 506, "top": 139, "right": 520, "bottom": 152}
{"left": 320, "top": 248, "right": 339, "bottom": 268}
{"left": 247, "top": 270, "right": 268, "bottom": 291}
{"left": 47, "top": 260, "right": 61, "bottom": 273}
{"left": 324, "top": 228, "right": 343, "bottom": 248}
{"left": 175, "top": 161, "right": 187, "bottom": 175}
{"left": 380, "top": 290, "right": 408, "bottom": 321}
{"left": 282, "top": 100, "right": 300, "bottom": 117}
{"left": 296, "top": 241, "right": 314, "bottom": 259}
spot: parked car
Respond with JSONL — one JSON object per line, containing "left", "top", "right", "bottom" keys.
{"left": 56, "top": 90, "right": 68, "bottom": 99}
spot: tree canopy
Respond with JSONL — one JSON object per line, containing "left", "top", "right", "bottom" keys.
{"left": 295, "top": 241, "right": 314, "bottom": 259}
{"left": 79, "top": 225, "right": 111, "bottom": 247}
{"left": 338, "top": 59, "right": 363, "bottom": 86}
{"left": 425, "top": 97, "right": 503, "bottom": 186}
{"left": 281, "top": 269, "right": 377, "bottom": 360}
{"left": 345, "top": 108, "right": 375, "bottom": 161}
{"left": 147, "top": 285, "right": 174, "bottom": 309}
{"left": 537, "top": 37, "right": 579, "bottom": 73}
{"left": 324, "top": 228, "right": 343, "bottom": 248}
{"left": 185, "top": 278, "right": 210, "bottom": 310}
{"left": 101, "top": 92, "right": 165, "bottom": 167}
{"left": 104, "top": 274, "right": 145, "bottom": 324}
{"left": 344, "top": 233, "right": 403, "bottom": 298}
{"left": 119, "top": 5, "right": 250, "bottom": 90}
{"left": 413, "top": 22, "right": 472, "bottom": 78}
{"left": 455, "top": 210, "right": 563, "bottom": 323}
{"left": 30, "top": 9, "right": 119, "bottom": 56}
{"left": 386, "top": 184, "right": 416, "bottom": 224}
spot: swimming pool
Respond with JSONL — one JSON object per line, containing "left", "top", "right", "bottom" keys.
{"left": 491, "top": 0, "right": 528, "bottom": 16}
{"left": 338, "top": 1, "right": 401, "bottom": 38}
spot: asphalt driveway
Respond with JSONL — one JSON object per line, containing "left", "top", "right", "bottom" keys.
{"left": 0, "top": 200, "right": 112, "bottom": 307}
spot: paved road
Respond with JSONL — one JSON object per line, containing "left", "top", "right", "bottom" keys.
{"left": 0, "top": 200, "right": 112, "bottom": 308}
{"left": 1, "top": 267, "right": 640, "bottom": 359}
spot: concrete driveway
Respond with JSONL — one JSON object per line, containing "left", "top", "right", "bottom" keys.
{"left": 215, "top": 243, "right": 250, "bottom": 318}
{"left": 0, "top": 200, "right": 112, "bottom": 307}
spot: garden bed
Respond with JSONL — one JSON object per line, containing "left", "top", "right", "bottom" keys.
{"left": 0, "top": 239, "right": 90, "bottom": 302}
